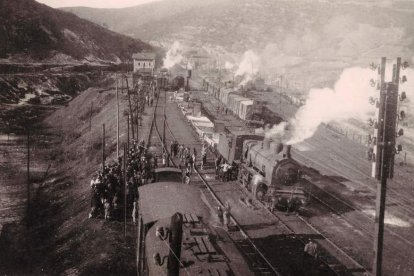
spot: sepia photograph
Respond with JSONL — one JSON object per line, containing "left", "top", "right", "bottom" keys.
{"left": 0, "top": 0, "right": 413, "bottom": 275}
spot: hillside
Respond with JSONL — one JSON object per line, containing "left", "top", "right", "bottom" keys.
{"left": 63, "top": 0, "right": 414, "bottom": 88}
{"left": 61, "top": 0, "right": 224, "bottom": 37}
{"left": 0, "top": 0, "right": 153, "bottom": 64}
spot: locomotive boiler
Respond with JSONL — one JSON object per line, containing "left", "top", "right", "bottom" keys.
{"left": 239, "top": 138, "right": 308, "bottom": 211}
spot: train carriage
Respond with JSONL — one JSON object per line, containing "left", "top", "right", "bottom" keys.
{"left": 216, "top": 129, "right": 263, "bottom": 164}
{"left": 239, "top": 99, "right": 254, "bottom": 120}
{"left": 219, "top": 89, "right": 233, "bottom": 106}
{"left": 138, "top": 180, "right": 237, "bottom": 275}
{"left": 228, "top": 94, "right": 245, "bottom": 116}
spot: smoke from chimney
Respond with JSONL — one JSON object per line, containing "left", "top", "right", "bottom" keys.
{"left": 235, "top": 50, "right": 260, "bottom": 86}
{"left": 163, "top": 41, "right": 184, "bottom": 69}
{"left": 225, "top": 61, "right": 235, "bottom": 70}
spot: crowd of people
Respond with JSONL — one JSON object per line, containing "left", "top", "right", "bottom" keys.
{"left": 88, "top": 136, "right": 240, "bottom": 222}
{"left": 89, "top": 140, "right": 155, "bottom": 222}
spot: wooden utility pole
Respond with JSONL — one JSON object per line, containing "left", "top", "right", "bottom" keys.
{"left": 136, "top": 86, "right": 140, "bottom": 140}
{"left": 127, "top": 115, "right": 130, "bottom": 150}
{"left": 123, "top": 144, "right": 127, "bottom": 241}
{"left": 371, "top": 57, "right": 401, "bottom": 276}
{"left": 125, "top": 75, "right": 135, "bottom": 140}
{"left": 116, "top": 77, "right": 120, "bottom": 158}
{"left": 102, "top": 124, "right": 105, "bottom": 170}
{"left": 26, "top": 128, "right": 31, "bottom": 272}
{"left": 26, "top": 128, "right": 30, "bottom": 216}
{"left": 163, "top": 90, "right": 166, "bottom": 146}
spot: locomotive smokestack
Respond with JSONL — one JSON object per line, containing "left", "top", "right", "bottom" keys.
{"left": 282, "top": 144, "right": 291, "bottom": 159}
{"left": 276, "top": 142, "right": 283, "bottom": 154}
{"left": 270, "top": 140, "right": 283, "bottom": 154}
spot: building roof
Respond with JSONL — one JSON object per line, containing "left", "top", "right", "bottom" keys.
{"left": 132, "top": 52, "right": 156, "bottom": 60}
{"left": 138, "top": 182, "right": 208, "bottom": 224}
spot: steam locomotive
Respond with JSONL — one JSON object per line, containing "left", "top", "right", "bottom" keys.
{"left": 216, "top": 130, "right": 308, "bottom": 211}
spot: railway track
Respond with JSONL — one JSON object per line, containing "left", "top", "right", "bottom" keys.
{"left": 161, "top": 94, "right": 371, "bottom": 276}
{"left": 158, "top": 92, "right": 280, "bottom": 275}
{"left": 295, "top": 150, "right": 414, "bottom": 247}
{"left": 145, "top": 92, "right": 414, "bottom": 275}
{"left": 233, "top": 177, "right": 367, "bottom": 276}
{"left": 146, "top": 90, "right": 414, "bottom": 275}
{"left": 295, "top": 148, "right": 414, "bottom": 218}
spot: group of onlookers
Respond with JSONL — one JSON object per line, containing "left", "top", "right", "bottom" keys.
{"left": 89, "top": 140, "right": 154, "bottom": 222}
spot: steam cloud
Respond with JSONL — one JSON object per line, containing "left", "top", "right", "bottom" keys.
{"left": 225, "top": 61, "right": 234, "bottom": 70}
{"left": 286, "top": 67, "right": 377, "bottom": 143}
{"left": 283, "top": 65, "right": 414, "bottom": 144}
{"left": 163, "top": 41, "right": 184, "bottom": 69}
{"left": 234, "top": 50, "right": 260, "bottom": 86}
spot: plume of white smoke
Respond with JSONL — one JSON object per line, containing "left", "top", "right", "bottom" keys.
{"left": 163, "top": 41, "right": 183, "bottom": 69}
{"left": 235, "top": 50, "right": 260, "bottom": 86}
{"left": 225, "top": 61, "right": 234, "bottom": 70}
{"left": 264, "top": 122, "right": 288, "bottom": 139}
{"left": 286, "top": 67, "right": 378, "bottom": 144}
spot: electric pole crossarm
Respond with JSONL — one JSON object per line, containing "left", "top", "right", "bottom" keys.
{"left": 371, "top": 57, "right": 403, "bottom": 276}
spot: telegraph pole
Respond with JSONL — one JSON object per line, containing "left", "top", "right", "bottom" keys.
{"left": 26, "top": 128, "right": 30, "bottom": 216}
{"left": 125, "top": 75, "right": 135, "bottom": 140}
{"left": 102, "top": 124, "right": 105, "bottom": 170}
{"left": 370, "top": 57, "right": 405, "bottom": 276}
{"left": 123, "top": 144, "right": 127, "bottom": 241}
{"left": 127, "top": 115, "right": 130, "bottom": 150}
{"left": 116, "top": 77, "right": 120, "bottom": 158}
{"left": 163, "top": 90, "right": 166, "bottom": 146}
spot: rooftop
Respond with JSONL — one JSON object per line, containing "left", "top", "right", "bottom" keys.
{"left": 132, "top": 52, "right": 156, "bottom": 60}
{"left": 138, "top": 182, "right": 208, "bottom": 223}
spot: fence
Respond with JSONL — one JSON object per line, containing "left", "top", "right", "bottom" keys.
{"left": 324, "top": 122, "right": 411, "bottom": 166}
{"left": 325, "top": 123, "right": 369, "bottom": 146}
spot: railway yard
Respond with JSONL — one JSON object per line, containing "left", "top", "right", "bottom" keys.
{"left": 2, "top": 0, "right": 414, "bottom": 274}
{"left": 154, "top": 78, "right": 413, "bottom": 275}
{"left": 0, "top": 64, "right": 412, "bottom": 275}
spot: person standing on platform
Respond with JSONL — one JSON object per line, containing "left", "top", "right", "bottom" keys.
{"left": 191, "top": 152, "right": 197, "bottom": 170}
{"left": 201, "top": 152, "right": 207, "bottom": 170}
{"left": 162, "top": 151, "right": 167, "bottom": 167}
{"left": 217, "top": 206, "right": 223, "bottom": 225}
{"left": 224, "top": 202, "right": 231, "bottom": 230}
{"left": 184, "top": 167, "right": 191, "bottom": 185}
{"left": 303, "top": 239, "right": 318, "bottom": 273}
{"left": 170, "top": 141, "right": 175, "bottom": 158}
{"left": 215, "top": 156, "right": 221, "bottom": 176}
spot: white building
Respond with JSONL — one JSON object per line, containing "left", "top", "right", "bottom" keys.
{"left": 132, "top": 52, "right": 156, "bottom": 75}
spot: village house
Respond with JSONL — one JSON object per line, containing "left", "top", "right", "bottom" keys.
{"left": 132, "top": 52, "right": 156, "bottom": 75}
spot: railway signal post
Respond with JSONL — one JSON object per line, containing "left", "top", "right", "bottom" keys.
{"left": 370, "top": 57, "right": 406, "bottom": 276}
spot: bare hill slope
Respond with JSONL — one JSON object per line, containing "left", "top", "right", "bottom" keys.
{"left": 0, "top": 0, "right": 153, "bottom": 63}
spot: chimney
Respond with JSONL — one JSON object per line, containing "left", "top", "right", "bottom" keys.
{"left": 282, "top": 145, "right": 291, "bottom": 159}
{"left": 270, "top": 141, "right": 283, "bottom": 154}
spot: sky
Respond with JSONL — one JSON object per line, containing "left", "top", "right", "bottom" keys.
{"left": 35, "top": 0, "right": 162, "bottom": 8}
